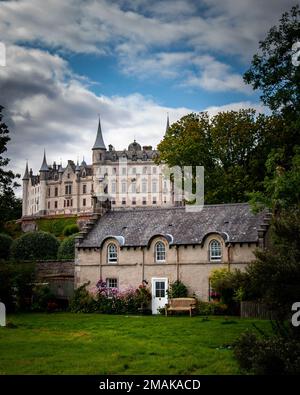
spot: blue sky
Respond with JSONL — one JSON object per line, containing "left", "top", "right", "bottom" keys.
{"left": 0, "top": 0, "right": 295, "bottom": 180}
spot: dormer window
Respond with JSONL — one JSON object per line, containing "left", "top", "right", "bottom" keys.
{"left": 107, "top": 243, "right": 118, "bottom": 264}
{"left": 155, "top": 241, "right": 166, "bottom": 262}
{"left": 209, "top": 240, "right": 222, "bottom": 261}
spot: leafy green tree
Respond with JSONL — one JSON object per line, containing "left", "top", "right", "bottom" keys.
{"left": 157, "top": 109, "right": 281, "bottom": 204}
{"left": 0, "top": 105, "right": 21, "bottom": 230}
{"left": 244, "top": 5, "right": 300, "bottom": 115}
{"left": 11, "top": 231, "right": 60, "bottom": 261}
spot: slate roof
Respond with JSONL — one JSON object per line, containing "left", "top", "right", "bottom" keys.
{"left": 79, "top": 203, "right": 268, "bottom": 248}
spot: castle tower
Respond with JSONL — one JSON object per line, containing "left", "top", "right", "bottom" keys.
{"left": 22, "top": 162, "right": 29, "bottom": 217}
{"left": 92, "top": 116, "right": 106, "bottom": 165}
{"left": 39, "top": 150, "right": 49, "bottom": 215}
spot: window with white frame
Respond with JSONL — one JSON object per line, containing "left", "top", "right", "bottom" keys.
{"left": 155, "top": 241, "right": 166, "bottom": 262}
{"left": 107, "top": 243, "right": 118, "bottom": 263}
{"left": 209, "top": 239, "right": 222, "bottom": 261}
{"left": 106, "top": 278, "right": 118, "bottom": 289}
{"left": 121, "top": 181, "right": 127, "bottom": 193}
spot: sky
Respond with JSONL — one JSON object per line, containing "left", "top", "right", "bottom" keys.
{"left": 0, "top": 0, "right": 296, "bottom": 186}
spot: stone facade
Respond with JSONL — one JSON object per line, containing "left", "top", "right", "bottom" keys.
{"left": 22, "top": 118, "right": 175, "bottom": 219}
{"left": 75, "top": 204, "right": 271, "bottom": 312}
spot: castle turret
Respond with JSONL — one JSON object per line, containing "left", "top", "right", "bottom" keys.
{"left": 165, "top": 114, "right": 170, "bottom": 134}
{"left": 39, "top": 150, "right": 49, "bottom": 215}
{"left": 92, "top": 116, "right": 106, "bottom": 165}
{"left": 22, "top": 161, "right": 29, "bottom": 216}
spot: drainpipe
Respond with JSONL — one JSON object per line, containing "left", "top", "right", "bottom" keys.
{"left": 99, "top": 247, "right": 102, "bottom": 280}
{"left": 142, "top": 247, "right": 145, "bottom": 283}
{"left": 227, "top": 243, "right": 232, "bottom": 271}
{"left": 176, "top": 245, "right": 179, "bottom": 281}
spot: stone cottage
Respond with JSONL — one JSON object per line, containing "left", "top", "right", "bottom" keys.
{"left": 75, "top": 203, "right": 270, "bottom": 313}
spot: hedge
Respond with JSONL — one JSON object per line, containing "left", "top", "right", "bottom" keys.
{"left": 0, "top": 233, "right": 13, "bottom": 260}
{"left": 10, "top": 231, "right": 60, "bottom": 261}
{"left": 36, "top": 217, "right": 77, "bottom": 237}
{"left": 57, "top": 234, "right": 77, "bottom": 260}
{"left": 63, "top": 224, "right": 79, "bottom": 237}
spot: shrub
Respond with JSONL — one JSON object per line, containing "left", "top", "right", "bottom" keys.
{"left": 31, "top": 285, "right": 56, "bottom": 312}
{"left": 10, "top": 231, "right": 60, "bottom": 261}
{"left": 36, "top": 217, "right": 77, "bottom": 237}
{"left": 3, "top": 221, "right": 23, "bottom": 239}
{"left": 69, "top": 282, "right": 97, "bottom": 313}
{"left": 0, "top": 261, "right": 35, "bottom": 312}
{"left": 168, "top": 280, "right": 188, "bottom": 298}
{"left": 0, "top": 233, "right": 13, "bottom": 260}
{"left": 63, "top": 224, "right": 79, "bottom": 237}
{"left": 57, "top": 234, "right": 76, "bottom": 260}
{"left": 70, "top": 280, "right": 152, "bottom": 314}
{"left": 234, "top": 331, "right": 300, "bottom": 375}
{"left": 197, "top": 301, "right": 228, "bottom": 315}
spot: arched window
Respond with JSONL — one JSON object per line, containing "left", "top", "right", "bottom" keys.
{"left": 107, "top": 243, "right": 118, "bottom": 263}
{"left": 209, "top": 239, "right": 222, "bottom": 261}
{"left": 155, "top": 241, "right": 166, "bottom": 262}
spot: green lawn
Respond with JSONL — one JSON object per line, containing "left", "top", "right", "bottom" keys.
{"left": 0, "top": 313, "right": 271, "bottom": 375}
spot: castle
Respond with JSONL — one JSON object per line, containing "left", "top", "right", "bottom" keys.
{"left": 22, "top": 117, "right": 176, "bottom": 219}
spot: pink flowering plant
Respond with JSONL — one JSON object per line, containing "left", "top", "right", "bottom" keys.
{"left": 93, "top": 280, "right": 152, "bottom": 314}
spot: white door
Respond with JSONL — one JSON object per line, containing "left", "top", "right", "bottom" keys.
{"left": 151, "top": 278, "right": 168, "bottom": 314}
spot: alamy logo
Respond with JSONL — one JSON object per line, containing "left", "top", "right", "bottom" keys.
{"left": 291, "top": 302, "right": 300, "bottom": 327}
{"left": 93, "top": 159, "right": 204, "bottom": 213}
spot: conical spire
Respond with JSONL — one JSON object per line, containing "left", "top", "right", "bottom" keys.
{"left": 92, "top": 116, "right": 106, "bottom": 150}
{"left": 22, "top": 161, "right": 29, "bottom": 180}
{"left": 166, "top": 114, "right": 170, "bottom": 133}
{"left": 40, "top": 149, "right": 49, "bottom": 172}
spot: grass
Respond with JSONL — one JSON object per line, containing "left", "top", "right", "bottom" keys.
{"left": 0, "top": 313, "right": 271, "bottom": 375}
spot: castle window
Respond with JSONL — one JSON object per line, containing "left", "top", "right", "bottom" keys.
{"left": 55, "top": 187, "right": 58, "bottom": 197}
{"left": 122, "top": 198, "right": 126, "bottom": 205}
{"left": 47, "top": 188, "right": 51, "bottom": 197}
{"left": 54, "top": 201, "right": 58, "bottom": 209}
{"left": 83, "top": 198, "right": 86, "bottom": 207}
{"left": 65, "top": 185, "right": 72, "bottom": 195}
{"left": 142, "top": 181, "right": 147, "bottom": 193}
{"left": 132, "top": 197, "right": 136, "bottom": 205}
{"left": 131, "top": 182, "right": 136, "bottom": 194}
{"left": 143, "top": 167, "right": 147, "bottom": 175}
{"left": 99, "top": 153, "right": 102, "bottom": 161}
{"left": 121, "top": 182, "right": 127, "bottom": 194}
{"left": 155, "top": 241, "right": 166, "bottom": 262}
{"left": 153, "top": 167, "right": 157, "bottom": 175}
{"left": 83, "top": 184, "right": 87, "bottom": 194}
{"left": 122, "top": 167, "right": 126, "bottom": 176}
{"left": 132, "top": 168, "right": 136, "bottom": 175}
{"left": 209, "top": 240, "right": 222, "bottom": 261}
{"left": 142, "top": 197, "right": 147, "bottom": 205}
{"left": 152, "top": 180, "right": 157, "bottom": 193}
{"left": 107, "top": 243, "right": 118, "bottom": 264}
{"left": 152, "top": 196, "right": 157, "bottom": 205}
{"left": 47, "top": 201, "right": 50, "bottom": 209}
{"left": 67, "top": 173, "right": 70, "bottom": 179}
{"left": 111, "top": 182, "right": 116, "bottom": 194}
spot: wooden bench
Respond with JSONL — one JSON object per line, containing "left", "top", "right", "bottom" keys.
{"left": 165, "top": 298, "right": 197, "bottom": 317}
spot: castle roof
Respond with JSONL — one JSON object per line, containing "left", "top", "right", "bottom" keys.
{"left": 40, "top": 150, "right": 49, "bottom": 172}
{"left": 78, "top": 203, "right": 269, "bottom": 248}
{"left": 92, "top": 117, "right": 106, "bottom": 150}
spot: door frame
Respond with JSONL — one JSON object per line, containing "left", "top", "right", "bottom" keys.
{"left": 151, "top": 277, "right": 168, "bottom": 314}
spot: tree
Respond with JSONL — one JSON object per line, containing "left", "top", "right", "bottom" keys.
{"left": 244, "top": 5, "right": 300, "bottom": 115}
{"left": 156, "top": 109, "right": 281, "bottom": 204}
{"left": 0, "top": 105, "right": 20, "bottom": 230}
